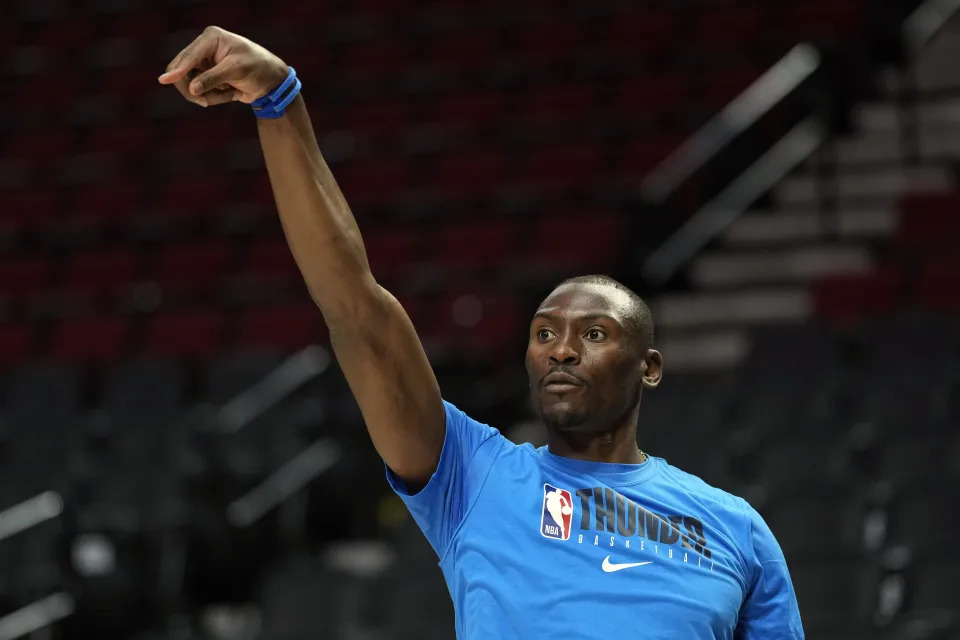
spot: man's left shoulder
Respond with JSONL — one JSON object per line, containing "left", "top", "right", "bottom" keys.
{"left": 656, "top": 458, "right": 750, "bottom": 515}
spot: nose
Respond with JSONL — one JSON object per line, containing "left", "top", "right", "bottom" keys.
{"left": 548, "top": 334, "right": 580, "bottom": 365}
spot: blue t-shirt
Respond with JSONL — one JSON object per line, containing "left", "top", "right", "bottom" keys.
{"left": 387, "top": 400, "right": 804, "bottom": 640}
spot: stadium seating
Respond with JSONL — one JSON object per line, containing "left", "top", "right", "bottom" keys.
{"left": 5, "top": 0, "right": 957, "bottom": 639}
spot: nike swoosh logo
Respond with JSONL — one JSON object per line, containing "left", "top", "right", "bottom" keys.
{"left": 601, "top": 555, "right": 653, "bottom": 573}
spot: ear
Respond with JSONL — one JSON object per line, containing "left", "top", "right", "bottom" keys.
{"left": 640, "top": 349, "right": 663, "bottom": 389}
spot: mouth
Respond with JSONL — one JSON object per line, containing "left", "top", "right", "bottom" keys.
{"left": 542, "top": 371, "right": 585, "bottom": 393}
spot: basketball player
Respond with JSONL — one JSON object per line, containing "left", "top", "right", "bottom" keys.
{"left": 160, "top": 27, "right": 804, "bottom": 639}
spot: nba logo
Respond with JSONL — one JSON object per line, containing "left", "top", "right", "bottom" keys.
{"left": 540, "top": 484, "right": 573, "bottom": 540}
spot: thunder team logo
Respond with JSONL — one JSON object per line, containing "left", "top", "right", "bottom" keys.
{"left": 540, "top": 484, "right": 573, "bottom": 540}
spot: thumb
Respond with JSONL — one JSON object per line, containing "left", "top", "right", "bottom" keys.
{"left": 188, "top": 57, "right": 241, "bottom": 96}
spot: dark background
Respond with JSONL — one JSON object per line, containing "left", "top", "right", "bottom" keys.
{"left": 0, "top": 0, "right": 958, "bottom": 638}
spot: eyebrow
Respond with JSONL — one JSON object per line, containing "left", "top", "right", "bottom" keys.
{"left": 532, "top": 312, "right": 620, "bottom": 324}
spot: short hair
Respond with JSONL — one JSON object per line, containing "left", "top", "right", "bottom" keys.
{"left": 556, "top": 274, "right": 654, "bottom": 349}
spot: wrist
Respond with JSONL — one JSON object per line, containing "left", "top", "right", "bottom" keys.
{"left": 255, "top": 62, "right": 290, "bottom": 102}
{"left": 252, "top": 65, "right": 301, "bottom": 119}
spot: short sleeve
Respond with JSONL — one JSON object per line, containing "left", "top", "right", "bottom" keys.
{"left": 736, "top": 504, "right": 805, "bottom": 640}
{"left": 385, "top": 399, "right": 501, "bottom": 557}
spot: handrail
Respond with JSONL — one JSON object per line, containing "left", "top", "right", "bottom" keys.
{"left": 641, "top": 44, "right": 821, "bottom": 204}
{"left": 643, "top": 117, "right": 825, "bottom": 284}
{"left": 0, "top": 592, "right": 74, "bottom": 640}
{"left": 226, "top": 437, "right": 341, "bottom": 527}
{"left": 902, "top": 0, "right": 960, "bottom": 55}
{"left": 214, "top": 345, "right": 331, "bottom": 434}
{"left": 0, "top": 491, "right": 63, "bottom": 543}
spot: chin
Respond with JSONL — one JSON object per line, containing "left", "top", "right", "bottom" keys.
{"left": 539, "top": 400, "right": 595, "bottom": 432}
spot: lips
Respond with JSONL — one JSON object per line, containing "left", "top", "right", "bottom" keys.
{"left": 543, "top": 371, "right": 585, "bottom": 392}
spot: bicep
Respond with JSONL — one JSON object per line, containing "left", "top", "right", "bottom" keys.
{"left": 737, "top": 504, "right": 805, "bottom": 639}
{"left": 736, "top": 560, "right": 804, "bottom": 639}
{"left": 327, "top": 283, "right": 445, "bottom": 485}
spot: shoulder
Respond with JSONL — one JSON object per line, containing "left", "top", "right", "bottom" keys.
{"left": 441, "top": 399, "right": 517, "bottom": 460}
{"left": 657, "top": 458, "right": 750, "bottom": 514}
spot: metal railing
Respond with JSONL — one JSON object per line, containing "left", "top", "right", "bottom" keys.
{"left": 640, "top": 44, "right": 826, "bottom": 284}
{"left": 639, "top": 0, "right": 960, "bottom": 286}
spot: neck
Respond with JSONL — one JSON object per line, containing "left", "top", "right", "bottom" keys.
{"left": 546, "top": 419, "right": 644, "bottom": 465}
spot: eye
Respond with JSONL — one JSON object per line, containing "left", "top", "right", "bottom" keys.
{"left": 536, "top": 328, "right": 554, "bottom": 341}
{"left": 585, "top": 328, "right": 606, "bottom": 341}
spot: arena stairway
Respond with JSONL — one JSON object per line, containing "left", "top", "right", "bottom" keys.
{"left": 650, "top": 13, "right": 960, "bottom": 372}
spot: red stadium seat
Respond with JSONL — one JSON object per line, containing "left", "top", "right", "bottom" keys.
{"left": 434, "top": 291, "right": 527, "bottom": 360}
{"left": 236, "top": 303, "right": 322, "bottom": 350}
{"left": 159, "top": 174, "right": 232, "bottom": 216}
{"left": 97, "top": 65, "right": 158, "bottom": 97}
{"left": 510, "top": 22, "right": 585, "bottom": 64}
{"left": 601, "top": 11, "right": 676, "bottom": 58}
{"left": 526, "top": 211, "right": 626, "bottom": 272}
{"left": 426, "top": 32, "right": 498, "bottom": 72}
{"left": 86, "top": 121, "right": 153, "bottom": 155}
{"left": 341, "top": 39, "right": 411, "bottom": 76}
{"left": 18, "top": 74, "right": 84, "bottom": 109}
{"left": 167, "top": 117, "right": 246, "bottom": 152}
{"left": 244, "top": 238, "right": 301, "bottom": 282}
{"left": 521, "top": 83, "right": 597, "bottom": 121}
{"left": 109, "top": 11, "right": 170, "bottom": 41}
{"left": 897, "top": 192, "right": 960, "bottom": 250}
{"left": 522, "top": 145, "right": 602, "bottom": 189}
{"left": 435, "top": 219, "right": 521, "bottom": 270}
{"left": 4, "top": 131, "right": 73, "bottom": 165}
{"left": 694, "top": 6, "right": 764, "bottom": 52}
{"left": 811, "top": 270, "right": 901, "bottom": 324}
{"left": 430, "top": 90, "right": 506, "bottom": 128}
{"left": 48, "top": 315, "right": 129, "bottom": 363}
{"left": 341, "top": 100, "right": 413, "bottom": 137}
{"left": 0, "top": 189, "right": 59, "bottom": 230}
{"left": 786, "top": 0, "right": 866, "bottom": 39}
{"left": 336, "top": 159, "right": 412, "bottom": 206}
{"left": 35, "top": 19, "right": 96, "bottom": 48}
{"left": 187, "top": 2, "right": 253, "bottom": 32}
{"left": 0, "top": 323, "right": 33, "bottom": 366}
{"left": 63, "top": 248, "right": 141, "bottom": 294}
{"left": 433, "top": 150, "right": 505, "bottom": 196}
{"left": 348, "top": 0, "right": 417, "bottom": 16}
{"left": 153, "top": 240, "right": 231, "bottom": 292}
{"left": 142, "top": 308, "right": 225, "bottom": 358}
{"left": 364, "top": 226, "right": 422, "bottom": 273}
{"left": 916, "top": 261, "right": 960, "bottom": 314}
{"left": 68, "top": 182, "right": 145, "bottom": 228}
{"left": 0, "top": 256, "right": 53, "bottom": 299}
{"left": 612, "top": 74, "right": 690, "bottom": 121}
{"left": 616, "top": 135, "right": 681, "bottom": 176}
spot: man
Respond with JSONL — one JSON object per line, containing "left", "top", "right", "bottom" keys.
{"left": 160, "top": 27, "right": 804, "bottom": 639}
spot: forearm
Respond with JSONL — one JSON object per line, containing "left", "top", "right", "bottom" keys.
{"left": 257, "top": 93, "right": 375, "bottom": 321}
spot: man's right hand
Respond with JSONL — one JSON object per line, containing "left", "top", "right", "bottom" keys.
{"left": 158, "top": 26, "right": 289, "bottom": 108}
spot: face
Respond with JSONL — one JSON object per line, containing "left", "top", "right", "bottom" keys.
{"left": 525, "top": 283, "right": 663, "bottom": 433}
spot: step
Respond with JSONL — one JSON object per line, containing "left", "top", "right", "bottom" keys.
{"left": 807, "top": 134, "right": 902, "bottom": 166}
{"left": 722, "top": 208, "right": 897, "bottom": 247}
{"left": 857, "top": 98, "right": 960, "bottom": 133}
{"left": 689, "top": 245, "right": 873, "bottom": 287}
{"left": 653, "top": 287, "right": 811, "bottom": 328}
{"left": 656, "top": 329, "right": 751, "bottom": 371}
{"left": 775, "top": 165, "right": 953, "bottom": 207}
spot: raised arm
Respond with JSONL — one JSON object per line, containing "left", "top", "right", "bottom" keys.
{"left": 159, "top": 27, "right": 444, "bottom": 485}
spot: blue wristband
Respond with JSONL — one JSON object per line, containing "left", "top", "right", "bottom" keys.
{"left": 252, "top": 66, "right": 301, "bottom": 119}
